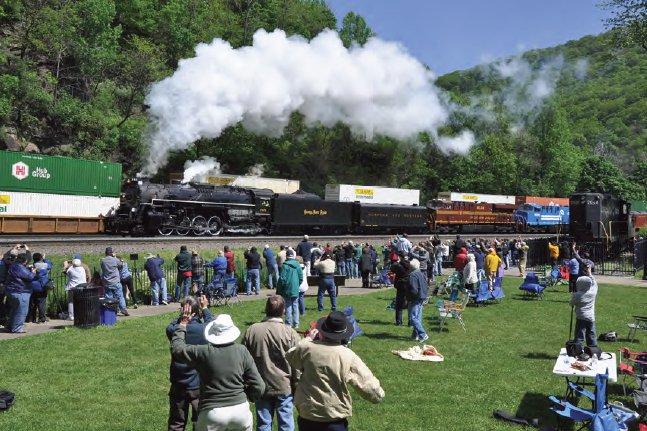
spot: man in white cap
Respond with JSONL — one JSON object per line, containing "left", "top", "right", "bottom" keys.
{"left": 296, "top": 235, "right": 313, "bottom": 277}
{"left": 172, "top": 311, "right": 265, "bottom": 431}
{"left": 145, "top": 253, "right": 168, "bottom": 305}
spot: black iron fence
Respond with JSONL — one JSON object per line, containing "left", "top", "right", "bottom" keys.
{"left": 635, "top": 239, "right": 647, "bottom": 280}
{"left": 46, "top": 261, "right": 271, "bottom": 317}
{"left": 526, "top": 237, "right": 639, "bottom": 277}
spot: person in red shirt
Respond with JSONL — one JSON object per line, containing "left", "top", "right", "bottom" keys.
{"left": 223, "top": 246, "right": 236, "bottom": 276}
{"left": 454, "top": 247, "right": 469, "bottom": 272}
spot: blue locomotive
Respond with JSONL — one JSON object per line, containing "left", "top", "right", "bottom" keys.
{"left": 513, "top": 203, "right": 569, "bottom": 232}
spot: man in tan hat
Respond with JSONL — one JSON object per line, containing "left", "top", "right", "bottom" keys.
{"left": 286, "top": 311, "right": 384, "bottom": 430}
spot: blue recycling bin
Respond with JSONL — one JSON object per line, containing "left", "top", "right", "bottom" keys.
{"left": 100, "top": 298, "right": 118, "bottom": 326}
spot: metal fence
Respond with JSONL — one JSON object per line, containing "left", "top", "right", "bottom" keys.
{"left": 635, "top": 238, "right": 647, "bottom": 280}
{"left": 526, "top": 237, "right": 638, "bottom": 277}
{"left": 46, "top": 261, "right": 271, "bottom": 317}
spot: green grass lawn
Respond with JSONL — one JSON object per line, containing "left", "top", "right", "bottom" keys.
{"left": 0, "top": 278, "right": 645, "bottom": 430}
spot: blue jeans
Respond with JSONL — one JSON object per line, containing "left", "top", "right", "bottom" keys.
{"left": 256, "top": 394, "right": 294, "bottom": 431}
{"left": 317, "top": 277, "right": 337, "bottom": 311}
{"left": 7, "top": 291, "right": 30, "bottom": 333}
{"left": 408, "top": 299, "right": 426, "bottom": 339}
{"left": 150, "top": 278, "right": 168, "bottom": 305}
{"left": 575, "top": 318, "right": 597, "bottom": 347}
{"left": 345, "top": 259, "right": 354, "bottom": 278}
{"left": 434, "top": 257, "right": 443, "bottom": 276}
{"left": 246, "top": 269, "right": 260, "bottom": 294}
{"left": 175, "top": 274, "right": 191, "bottom": 300}
{"left": 105, "top": 283, "right": 127, "bottom": 312}
{"left": 298, "top": 292, "right": 306, "bottom": 315}
{"left": 193, "top": 274, "right": 204, "bottom": 289}
{"left": 267, "top": 263, "right": 279, "bottom": 289}
{"left": 337, "top": 260, "right": 346, "bottom": 276}
{"left": 284, "top": 296, "right": 299, "bottom": 327}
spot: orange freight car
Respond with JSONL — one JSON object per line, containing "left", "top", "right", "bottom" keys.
{"left": 427, "top": 200, "right": 515, "bottom": 233}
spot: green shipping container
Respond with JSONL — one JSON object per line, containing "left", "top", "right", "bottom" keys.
{"left": 0, "top": 150, "right": 122, "bottom": 197}
{"left": 630, "top": 200, "right": 647, "bottom": 213}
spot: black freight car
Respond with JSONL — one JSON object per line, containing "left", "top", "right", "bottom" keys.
{"left": 270, "top": 194, "right": 353, "bottom": 234}
{"left": 570, "top": 193, "right": 629, "bottom": 243}
{"left": 355, "top": 203, "right": 429, "bottom": 234}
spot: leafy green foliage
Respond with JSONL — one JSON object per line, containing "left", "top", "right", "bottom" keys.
{"left": 339, "top": 11, "right": 374, "bottom": 47}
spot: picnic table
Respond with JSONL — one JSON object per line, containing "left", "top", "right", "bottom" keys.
{"left": 552, "top": 348, "right": 617, "bottom": 399}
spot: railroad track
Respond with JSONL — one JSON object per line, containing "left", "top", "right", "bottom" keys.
{"left": 0, "top": 233, "right": 554, "bottom": 255}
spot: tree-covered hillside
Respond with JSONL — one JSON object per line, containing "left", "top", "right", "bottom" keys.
{"left": 0, "top": 1, "right": 645, "bottom": 201}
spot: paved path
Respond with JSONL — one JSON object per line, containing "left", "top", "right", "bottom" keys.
{"left": 506, "top": 266, "right": 646, "bottom": 287}
{"left": 0, "top": 278, "right": 389, "bottom": 341}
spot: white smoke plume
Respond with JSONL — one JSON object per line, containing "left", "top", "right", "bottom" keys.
{"left": 144, "top": 29, "right": 475, "bottom": 174}
{"left": 246, "top": 163, "right": 265, "bottom": 177}
{"left": 437, "top": 131, "right": 475, "bottom": 155}
{"left": 182, "top": 156, "right": 221, "bottom": 183}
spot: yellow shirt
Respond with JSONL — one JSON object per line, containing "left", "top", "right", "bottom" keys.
{"left": 485, "top": 252, "right": 502, "bottom": 274}
{"left": 548, "top": 243, "right": 559, "bottom": 259}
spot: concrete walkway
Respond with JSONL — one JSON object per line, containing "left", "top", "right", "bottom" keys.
{"left": 0, "top": 278, "right": 389, "bottom": 341}
{"left": 505, "top": 266, "right": 647, "bottom": 287}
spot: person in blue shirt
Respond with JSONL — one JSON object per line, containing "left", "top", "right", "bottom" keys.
{"left": 263, "top": 245, "right": 279, "bottom": 289}
{"left": 119, "top": 258, "right": 137, "bottom": 309}
{"left": 27, "top": 253, "right": 52, "bottom": 323}
{"left": 165, "top": 295, "right": 213, "bottom": 431}
{"left": 5, "top": 254, "right": 36, "bottom": 333}
{"left": 145, "top": 254, "right": 168, "bottom": 306}
{"left": 205, "top": 251, "right": 228, "bottom": 282}
{"left": 473, "top": 247, "right": 485, "bottom": 281}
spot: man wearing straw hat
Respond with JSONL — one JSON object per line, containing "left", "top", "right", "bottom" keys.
{"left": 286, "top": 311, "right": 384, "bottom": 431}
{"left": 172, "top": 310, "right": 265, "bottom": 431}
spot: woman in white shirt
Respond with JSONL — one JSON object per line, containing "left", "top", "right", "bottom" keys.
{"left": 63, "top": 258, "right": 86, "bottom": 320}
{"left": 463, "top": 254, "right": 478, "bottom": 293}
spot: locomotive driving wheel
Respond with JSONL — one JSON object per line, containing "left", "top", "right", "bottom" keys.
{"left": 158, "top": 226, "right": 174, "bottom": 236}
{"left": 192, "top": 216, "right": 208, "bottom": 236}
{"left": 207, "top": 216, "right": 223, "bottom": 236}
{"left": 175, "top": 217, "right": 191, "bottom": 236}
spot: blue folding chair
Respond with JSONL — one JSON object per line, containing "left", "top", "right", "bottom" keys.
{"left": 549, "top": 370, "right": 638, "bottom": 431}
{"left": 519, "top": 272, "right": 547, "bottom": 300}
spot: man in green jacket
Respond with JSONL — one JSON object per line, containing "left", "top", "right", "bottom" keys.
{"left": 276, "top": 249, "right": 303, "bottom": 328}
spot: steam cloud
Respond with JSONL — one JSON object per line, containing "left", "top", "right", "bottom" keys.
{"left": 144, "top": 29, "right": 474, "bottom": 174}
{"left": 183, "top": 157, "right": 221, "bottom": 183}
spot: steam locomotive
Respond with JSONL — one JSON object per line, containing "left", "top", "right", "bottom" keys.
{"left": 105, "top": 179, "right": 429, "bottom": 236}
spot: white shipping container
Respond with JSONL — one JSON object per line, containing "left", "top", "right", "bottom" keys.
{"left": 325, "top": 184, "right": 420, "bottom": 206}
{"left": 204, "top": 175, "right": 300, "bottom": 194}
{"left": 0, "top": 191, "right": 120, "bottom": 218}
{"left": 437, "top": 191, "right": 516, "bottom": 205}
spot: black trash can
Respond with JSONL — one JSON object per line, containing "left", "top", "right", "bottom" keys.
{"left": 72, "top": 286, "right": 100, "bottom": 328}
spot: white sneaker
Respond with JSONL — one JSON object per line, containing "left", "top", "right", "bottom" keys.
{"left": 418, "top": 334, "right": 429, "bottom": 343}
{"left": 161, "top": 301, "right": 168, "bottom": 305}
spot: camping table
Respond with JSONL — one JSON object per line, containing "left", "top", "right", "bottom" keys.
{"left": 552, "top": 348, "right": 617, "bottom": 399}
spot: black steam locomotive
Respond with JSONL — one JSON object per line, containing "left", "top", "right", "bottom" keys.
{"left": 106, "top": 179, "right": 429, "bottom": 236}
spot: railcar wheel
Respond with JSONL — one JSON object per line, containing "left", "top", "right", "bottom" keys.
{"left": 207, "top": 216, "right": 223, "bottom": 236}
{"left": 158, "top": 226, "right": 174, "bottom": 236}
{"left": 192, "top": 216, "right": 208, "bottom": 236}
{"left": 176, "top": 217, "right": 191, "bottom": 236}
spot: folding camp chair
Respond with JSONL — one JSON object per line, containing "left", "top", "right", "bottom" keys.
{"left": 549, "top": 370, "right": 638, "bottom": 431}
{"left": 627, "top": 316, "right": 647, "bottom": 342}
{"left": 519, "top": 272, "right": 547, "bottom": 300}
{"left": 371, "top": 268, "right": 393, "bottom": 288}
{"left": 437, "top": 292, "right": 469, "bottom": 332}
{"left": 211, "top": 276, "right": 239, "bottom": 307}
{"left": 618, "top": 348, "right": 647, "bottom": 395}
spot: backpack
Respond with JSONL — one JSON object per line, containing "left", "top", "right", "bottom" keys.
{"left": 0, "top": 390, "right": 15, "bottom": 412}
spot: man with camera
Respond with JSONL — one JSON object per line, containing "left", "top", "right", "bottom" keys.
{"left": 165, "top": 294, "right": 213, "bottom": 431}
